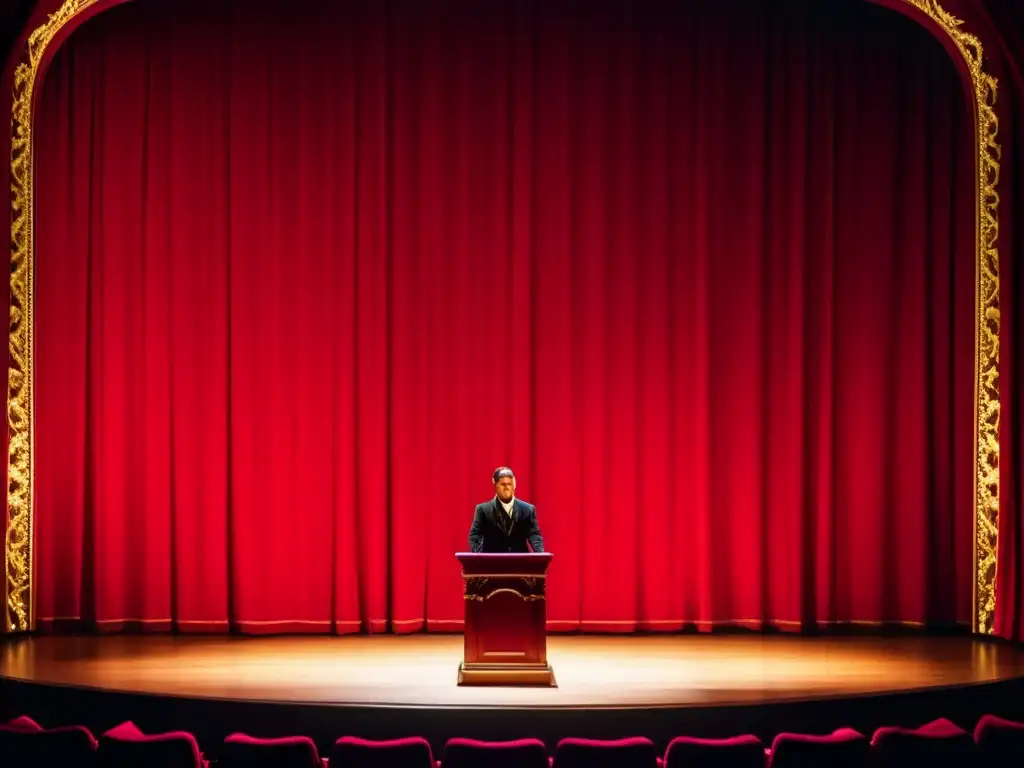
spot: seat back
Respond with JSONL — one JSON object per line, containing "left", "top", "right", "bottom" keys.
{"left": 329, "top": 735, "right": 435, "bottom": 768}
{"left": 0, "top": 718, "right": 98, "bottom": 767}
{"left": 768, "top": 728, "right": 868, "bottom": 768}
{"left": 442, "top": 737, "right": 549, "bottom": 768}
{"left": 553, "top": 737, "right": 659, "bottom": 768}
{"left": 871, "top": 719, "right": 975, "bottom": 768}
{"left": 665, "top": 734, "right": 765, "bottom": 768}
{"left": 974, "top": 715, "right": 1024, "bottom": 768}
{"left": 219, "top": 733, "right": 321, "bottom": 767}
{"left": 99, "top": 721, "right": 203, "bottom": 768}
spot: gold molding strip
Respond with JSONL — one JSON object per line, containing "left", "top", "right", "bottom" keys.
{"left": 901, "top": 0, "right": 1001, "bottom": 634}
{"left": 8, "top": 0, "right": 101, "bottom": 632}
{"left": 5, "top": 0, "right": 1001, "bottom": 634}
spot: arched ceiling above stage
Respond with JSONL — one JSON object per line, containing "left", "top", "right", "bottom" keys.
{"left": 1, "top": 0, "right": 1020, "bottom": 129}
{"left": 2, "top": 0, "right": 1022, "bottom": 77}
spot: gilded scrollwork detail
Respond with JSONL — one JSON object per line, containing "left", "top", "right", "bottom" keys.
{"left": 901, "top": 0, "right": 1001, "bottom": 634}
{"left": 464, "top": 578, "right": 490, "bottom": 600}
{"left": 465, "top": 577, "right": 546, "bottom": 602}
{"left": 8, "top": 0, "right": 101, "bottom": 633}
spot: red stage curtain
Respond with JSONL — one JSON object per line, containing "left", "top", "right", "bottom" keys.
{"left": 32, "top": 0, "right": 976, "bottom": 634}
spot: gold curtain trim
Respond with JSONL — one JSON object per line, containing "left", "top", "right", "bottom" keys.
{"left": 5, "top": 0, "right": 1001, "bottom": 634}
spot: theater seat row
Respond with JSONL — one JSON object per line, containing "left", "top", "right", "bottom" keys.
{"left": 2, "top": 713, "right": 1024, "bottom": 767}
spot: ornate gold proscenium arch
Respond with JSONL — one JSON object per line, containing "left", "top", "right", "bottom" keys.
{"left": 896, "top": 0, "right": 1002, "bottom": 636}
{"left": 4, "top": 0, "right": 1002, "bottom": 633}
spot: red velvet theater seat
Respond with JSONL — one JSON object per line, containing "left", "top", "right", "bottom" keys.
{"left": 870, "top": 718, "right": 975, "bottom": 768}
{"left": 553, "top": 737, "right": 661, "bottom": 768}
{"left": 767, "top": 728, "right": 868, "bottom": 768}
{"left": 329, "top": 735, "right": 438, "bottom": 768}
{"left": 664, "top": 734, "right": 765, "bottom": 768}
{"left": 1, "top": 715, "right": 45, "bottom": 733}
{"left": 220, "top": 732, "right": 324, "bottom": 767}
{"left": 442, "top": 737, "right": 550, "bottom": 768}
{"left": 99, "top": 720, "right": 205, "bottom": 768}
{"left": 974, "top": 714, "right": 1024, "bottom": 768}
{"left": 0, "top": 715, "right": 99, "bottom": 766}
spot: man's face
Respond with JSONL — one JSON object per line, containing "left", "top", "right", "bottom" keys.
{"left": 495, "top": 476, "right": 515, "bottom": 502}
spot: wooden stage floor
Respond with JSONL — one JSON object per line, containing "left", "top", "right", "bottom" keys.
{"left": 4, "top": 633, "right": 1024, "bottom": 749}
{"left": 2, "top": 633, "right": 1024, "bottom": 709}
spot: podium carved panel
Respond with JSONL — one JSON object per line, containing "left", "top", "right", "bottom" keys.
{"left": 464, "top": 576, "right": 545, "bottom": 602}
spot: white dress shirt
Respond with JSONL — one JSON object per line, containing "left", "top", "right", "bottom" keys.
{"left": 498, "top": 496, "right": 515, "bottom": 517}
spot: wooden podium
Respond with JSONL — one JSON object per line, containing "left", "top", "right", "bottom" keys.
{"left": 456, "top": 552, "right": 555, "bottom": 686}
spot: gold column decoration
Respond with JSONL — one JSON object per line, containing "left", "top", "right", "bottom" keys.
{"left": 898, "top": 0, "right": 1001, "bottom": 634}
{"left": 4, "top": 0, "right": 1002, "bottom": 634}
{"left": 7, "top": 0, "right": 101, "bottom": 632}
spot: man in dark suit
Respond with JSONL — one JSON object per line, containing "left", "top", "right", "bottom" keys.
{"left": 468, "top": 467, "right": 544, "bottom": 553}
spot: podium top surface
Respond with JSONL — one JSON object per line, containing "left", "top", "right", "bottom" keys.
{"left": 455, "top": 552, "right": 552, "bottom": 558}
{"left": 455, "top": 551, "right": 552, "bottom": 576}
